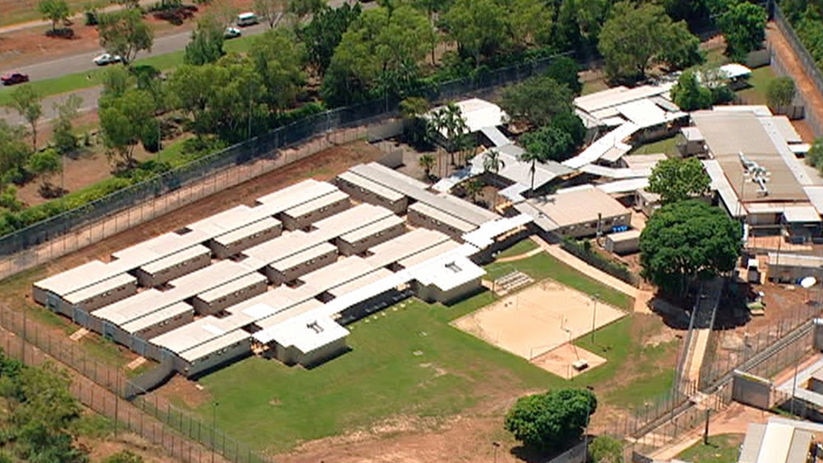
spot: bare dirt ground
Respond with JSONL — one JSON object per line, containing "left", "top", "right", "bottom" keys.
{"left": 452, "top": 280, "right": 627, "bottom": 360}
{"left": 532, "top": 343, "right": 607, "bottom": 379}
{"left": 767, "top": 22, "right": 823, "bottom": 136}
{"left": 40, "top": 139, "right": 385, "bottom": 274}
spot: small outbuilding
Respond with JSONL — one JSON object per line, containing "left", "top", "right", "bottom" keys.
{"left": 767, "top": 252, "right": 823, "bottom": 283}
{"left": 603, "top": 229, "right": 641, "bottom": 255}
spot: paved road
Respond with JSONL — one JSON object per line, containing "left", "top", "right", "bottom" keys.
{"left": 14, "top": 22, "right": 270, "bottom": 82}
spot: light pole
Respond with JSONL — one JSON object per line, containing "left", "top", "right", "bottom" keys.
{"left": 211, "top": 401, "right": 219, "bottom": 463}
{"left": 492, "top": 441, "right": 501, "bottom": 463}
{"left": 591, "top": 293, "right": 599, "bottom": 344}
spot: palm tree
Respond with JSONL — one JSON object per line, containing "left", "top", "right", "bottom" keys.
{"left": 430, "top": 103, "right": 469, "bottom": 167}
{"left": 418, "top": 153, "right": 436, "bottom": 180}
{"left": 483, "top": 148, "right": 505, "bottom": 174}
{"left": 519, "top": 150, "right": 542, "bottom": 193}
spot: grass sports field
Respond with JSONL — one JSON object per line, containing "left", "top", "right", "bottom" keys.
{"left": 162, "top": 245, "right": 678, "bottom": 453}
{"left": 195, "top": 295, "right": 564, "bottom": 452}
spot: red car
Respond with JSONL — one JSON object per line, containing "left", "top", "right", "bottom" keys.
{"left": 1, "top": 72, "right": 29, "bottom": 86}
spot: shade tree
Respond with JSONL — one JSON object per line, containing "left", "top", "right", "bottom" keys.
{"left": 647, "top": 157, "right": 711, "bottom": 204}
{"left": 598, "top": 1, "right": 702, "bottom": 82}
{"left": 639, "top": 200, "right": 741, "bottom": 297}
{"left": 5, "top": 85, "right": 43, "bottom": 150}
{"left": 505, "top": 388, "right": 597, "bottom": 451}
{"left": 98, "top": 9, "right": 154, "bottom": 64}
{"left": 500, "top": 74, "right": 574, "bottom": 128}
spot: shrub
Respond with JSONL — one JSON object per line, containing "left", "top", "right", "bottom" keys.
{"left": 561, "top": 237, "right": 638, "bottom": 286}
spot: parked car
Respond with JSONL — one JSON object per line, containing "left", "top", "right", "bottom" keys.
{"left": 224, "top": 27, "right": 241, "bottom": 39}
{"left": 93, "top": 53, "right": 122, "bottom": 66}
{"left": 236, "top": 12, "right": 258, "bottom": 27}
{"left": 1, "top": 72, "right": 29, "bottom": 86}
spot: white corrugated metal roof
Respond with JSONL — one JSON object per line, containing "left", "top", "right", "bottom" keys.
{"left": 283, "top": 190, "right": 349, "bottom": 218}
{"left": 63, "top": 273, "right": 137, "bottom": 305}
{"left": 139, "top": 244, "right": 211, "bottom": 275}
{"left": 339, "top": 215, "right": 405, "bottom": 244}
{"left": 269, "top": 242, "right": 337, "bottom": 272}
{"left": 596, "top": 178, "right": 650, "bottom": 194}
{"left": 336, "top": 171, "right": 405, "bottom": 202}
{"left": 408, "top": 202, "right": 477, "bottom": 233}
{"left": 461, "top": 214, "right": 533, "bottom": 249}
{"left": 563, "top": 123, "right": 638, "bottom": 169}
{"left": 120, "top": 301, "right": 193, "bottom": 335}
{"left": 178, "top": 329, "right": 251, "bottom": 362}
{"left": 703, "top": 159, "right": 744, "bottom": 217}
{"left": 426, "top": 98, "right": 509, "bottom": 134}
{"left": 34, "top": 261, "right": 110, "bottom": 296}
{"left": 480, "top": 126, "right": 512, "bottom": 147}
{"left": 195, "top": 272, "right": 268, "bottom": 304}
{"left": 410, "top": 253, "right": 485, "bottom": 291}
{"left": 804, "top": 186, "right": 823, "bottom": 214}
{"left": 579, "top": 164, "right": 651, "bottom": 179}
{"left": 213, "top": 217, "right": 281, "bottom": 247}
{"left": 783, "top": 206, "right": 821, "bottom": 223}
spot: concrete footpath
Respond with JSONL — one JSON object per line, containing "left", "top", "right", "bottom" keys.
{"left": 529, "top": 235, "right": 639, "bottom": 299}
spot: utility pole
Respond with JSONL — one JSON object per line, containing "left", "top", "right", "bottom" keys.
{"left": 591, "top": 294, "right": 599, "bottom": 344}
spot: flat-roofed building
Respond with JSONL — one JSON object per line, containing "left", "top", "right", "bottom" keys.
{"left": 176, "top": 329, "right": 252, "bottom": 377}
{"left": 604, "top": 229, "right": 641, "bottom": 255}
{"left": 335, "top": 171, "right": 408, "bottom": 214}
{"left": 409, "top": 254, "right": 485, "bottom": 304}
{"left": 149, "top": 316, "right": 255, "bottom": 372}
{"left": 738, "top": 418, "right": 820, "bottom": 463}
{"left": 109, "top": 231, "right": 206, "bottom": 272}
{"left": 61, "top": 273, "right": 138, "bottom": 319}
{"left": 119, "top": 301, "right": 194, "bottom": 356}
{"left": 263, "top": 314, "right": 349, "bottom": 367}
{"left": 408, "top": 202, "right": 477, "bottom": 240}
{"left": 210, "top": 217, "right": 282, "bottom": 259}
{"left": 515, "top": 185, "right": 632, "bottom": 238}
{"left": 396, "top": 240, "right": 462, "bottom": 269}
{"left": 313, "top": 203, "right": 395, "bottom": 236}
{"left": 693, "top": 110, "right": 820, "bottom": 233}
{"left": 255, "top": 179, "right": 340, "bottom": 214}
{"left": 365, "top": 228, "right": 453, "bottom": 269}
{"left": 279, "top": 190, "right": 350, "bottom": 230}
{"left": 299, "top": 256, "right": 376, "bottom": 300}
{"left": 192, "top": 272, "right": 269, "bottom": 315}
{"left": 337, "top": 215, "right": 406, "bottom": 256}
{"left": 32, "top": 260, "right": 111, "bottom": 307}
{"left": 265, "top": 242, "right": 338, "bottom": 285}
{"left": 184, "top": 205, "right": 270, "bottom": 240}
{"left": 348, "top": 163, "right": 498, "bottom": 226}
{"left": 91, "top": 289, "right": 169, "bottom": 343}
{"left": 133, "top": 244, "right": 212, "bottom": 287}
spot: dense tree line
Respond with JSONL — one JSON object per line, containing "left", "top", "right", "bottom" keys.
{"left": 783, "top": 0, "right": 823, "bottom": 70}
{"left": 0, "top": 351, "right": 87, "bottom": 462}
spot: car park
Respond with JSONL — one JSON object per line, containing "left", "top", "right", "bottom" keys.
{"left": 1, "top": 72, "right": 29, "bottom": 86}
{"left": 93, "top": 53, "right": 122, "bottom": 66}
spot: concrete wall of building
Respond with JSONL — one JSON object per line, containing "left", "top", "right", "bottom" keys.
{"left": 131, "top": 311, "right": 195, "bottom": 347}
{"left": 604, "top": 235, "right": 640, "bottom": 255}
{"left": 271, "top": 338, "right": 348, "bottom": 367}
{"left": 265, "top": 248, "right": 338, "bottom": 285}
{"left": 407, "top": 208, "right": 468, "bottom": 241}
{"left": 210, "top": 224, "right": 283, "bottom": 259}
{"left": 279, "top": 198, "right": 351, "bottom": 231}
{"left": 334, "top": 177, "right": 408, "bottom": 215}
{"left": 415, "top": 278, "right": 482, "bottom": 305}
{"left": 134, "top": 253, "right": 211, "bottom": 287}
{"left": 192, "top": 279, "right": 268, "bottom": 315}
{"left": 732, "top": 370, "right": 773, "bottom": 409}
{"left": 182, "top": 338, "right": 253, "bottom": 378}
{"left": 337, "top": 222, "right": 406, "bottom": 256}
{"left": 554, "top": 213, "right": 632, "bottom": 239}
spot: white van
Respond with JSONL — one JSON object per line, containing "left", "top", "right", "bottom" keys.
{"left": 236, "top": 12, "right": 258, "bottom": 27}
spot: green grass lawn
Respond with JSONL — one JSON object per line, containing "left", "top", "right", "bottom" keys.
{"left": 196, "top": 296, "right": 563, "bottom": 452}
{"left": 582, "top": 78, "right": 609, "bottom": 96}
{"left": 495, "top": 239, "right": 538, "bottom": 259}
{"left": 574, "top": 316, "right": 678, "bottom": 408}
{"left": 0, "top": 35, "right": 256, "bottom": 105}
{"left": 675, "top": 433, "right": 744, "bottom": 463}
{"left": 629, "top": 135, "right": 679, "bottom": 156}
{"left": 484, "top": 252, "right": 634, "bottom": 310}
{"left": 736, "top": 65, "right": 778, "bottom": 106}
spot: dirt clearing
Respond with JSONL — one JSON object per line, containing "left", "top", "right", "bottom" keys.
{"left": 452, "top": 280, "right": 626, "bottom": 361}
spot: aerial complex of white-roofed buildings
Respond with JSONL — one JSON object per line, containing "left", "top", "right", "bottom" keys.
{"left": 33, "top": 163, "right": 532, "bottom": 378}
{"left": 32, "top": 62, "right": 823, "bottom": 379}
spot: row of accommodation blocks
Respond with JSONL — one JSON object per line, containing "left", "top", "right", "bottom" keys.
{"left": 32, "top": 163, "right": 515, "bottom": 377}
